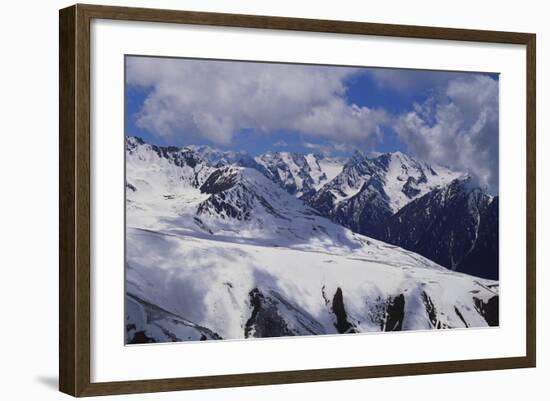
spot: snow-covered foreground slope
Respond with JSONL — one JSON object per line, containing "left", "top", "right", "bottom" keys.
{"left": 125, "top": 137, "right": 498, "bottom": 344}
{"left": 126, "top": 227, "right": 498, "bottom": 343}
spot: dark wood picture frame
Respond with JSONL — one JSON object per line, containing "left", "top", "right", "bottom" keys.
{"left": 59, "top": 3, "right": 536, "bottom": 397}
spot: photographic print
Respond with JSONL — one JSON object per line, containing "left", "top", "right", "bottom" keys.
{"left": 124, "top": 56, "right": 499, "bottom": 344}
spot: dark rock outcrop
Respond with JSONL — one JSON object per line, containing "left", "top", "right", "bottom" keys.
{"left": 376, "top": 179, "right": 499, "bottom": 280}
{"left": 331, "top": 287, "right": 357, "bottom": 334}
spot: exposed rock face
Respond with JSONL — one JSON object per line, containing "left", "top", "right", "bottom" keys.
{"left": 199, "top": 167, "right": 240, "bottom": 194}
{"left": 457, "top": 197, "right": 499, "bottom": 280}
{"left": 474, "top": 295, "right": 499, "bottom": 326}
{"left": 328, "top": 179, "right": 394, "bottom": 237}
{"left": 245, "top": 288, "right": 294, "bottom": 338}
{"left": 331, "top": 288, "right": 357, "bottom": 334}
{"left": 384, "top": 294, "right": 406, "bottom": 331}
{"left": 244, "top": 288, "right": 326, "bottom": 338}
{"left": 196, "top": 167, "right": 290, "bottom": 223}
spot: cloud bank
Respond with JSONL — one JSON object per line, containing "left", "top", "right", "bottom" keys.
{"left": 126, "top": 57, "right": 388, "bottom": 148}
{"left": 395, "top": 74, "right": 499, "bottom": 194}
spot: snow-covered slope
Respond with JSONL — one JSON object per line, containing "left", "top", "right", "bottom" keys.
{"left": 255, "top": 151, "right": 344, "bottom": 199}
{"left": 305, "top": 154, "right": 344, "bottom": 190}
{"left": 126, "top": 227, "right": 498, "bottom": 343}
{"left": 125, "top": 136, "right": 215, "bottom": 228}
{"left": 309, "top": 150, "right": 462, "bottom": 236}
{"left": 125, "top": 137, "right": 215, "bottom": 194}
{"left": 125, "top": 137, "right": 499, "bottom": 343}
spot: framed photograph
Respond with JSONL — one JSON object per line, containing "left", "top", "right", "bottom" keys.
{"left": 59, "top": 4, "right": 536, "bottom": 397}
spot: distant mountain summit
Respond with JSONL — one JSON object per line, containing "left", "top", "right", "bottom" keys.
{"left": 254, "top": 151, "right": 344, "bottom": 200}
{"left": 185, "top": 145, "right": 345, "bottom": 200}
{"left": 126, "top": 136, "right": 212, "bottom": 196}
{"left": 186, "top": 144, "right": 266, "bottom": 171}
{"left": 309, "top": 150, "right": 462, "bottom": 236}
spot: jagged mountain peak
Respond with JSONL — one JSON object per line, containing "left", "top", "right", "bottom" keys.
{"left": 126, "top": 135, "right": 207, "bottom": 169}
{"left": 344, "top": 149, "right": 368, "bottom": 168}
{"left": 184, "top": 144, "right": 266, "bottom": 173}
{"left": 374, "top": 150, "right": 414, "bottom": 167}
{"left": 309, "top": 149, "right": 463, "bottom": 237}
{"left": 195, "top": 165, "right": 325, "bottom": 238}
{"left": 125, "top": 137, "right": 215, "bottom": 223}
{"left": 255, "top": 150, "right": 345, "bottom": 199}
{"left": 126, "top": 135, "right": 145, "bottom": 148}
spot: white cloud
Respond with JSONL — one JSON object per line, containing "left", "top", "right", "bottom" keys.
{"left": 303, "top": 141, "right": 347, "bottom": 155}
{"left": 126, "top": 57, "right": 388, "bottom": 146}
{"left": 395, "top": 75, "right": 499, "bottom": 193}
{"left": 367, "top": 69, "right": 469, "bottom": 93}
{"left": 273, "top": 140, "right": 288, "bottom": 148}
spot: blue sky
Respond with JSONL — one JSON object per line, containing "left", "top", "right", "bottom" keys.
{"left": 125, "top": 56, "right": 499, "bottom": 192}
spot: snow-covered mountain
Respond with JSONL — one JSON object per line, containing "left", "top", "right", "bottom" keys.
{"left": 309, "top": 150, "right": 462, "bottom": 236}
{"left": 255, "top": 151, "right": 344, "bottom": 199}
{"left": 377, "top": 177, "right": 499, "bottom": 280}
{"left": 125, "top": 136, "right": 215, "bottom": 229}
{"left": 186, "top": 144, "right": 266, "bottom": 171}
{"left": 125, "top": 136, "right": 499, "bottom": 343}
{"left": 184, "top": 145, "right": 345, "bottom": 200}
{"left": 195, "top": 165, "right": 332, "bottom": 244}
{"left": 126, "top": 136, "right": 213, "bottom": 192}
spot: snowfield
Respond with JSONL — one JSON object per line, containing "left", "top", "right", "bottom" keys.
{"left": 125, "top": 137, "right": 499, "bottom": 344}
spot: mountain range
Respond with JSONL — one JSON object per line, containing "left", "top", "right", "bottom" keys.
{"left": 125, "top": 136, "right": 499, "bottom": 343}
{"left": 309, "top": 150, "right": 462, "bottom": 236}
